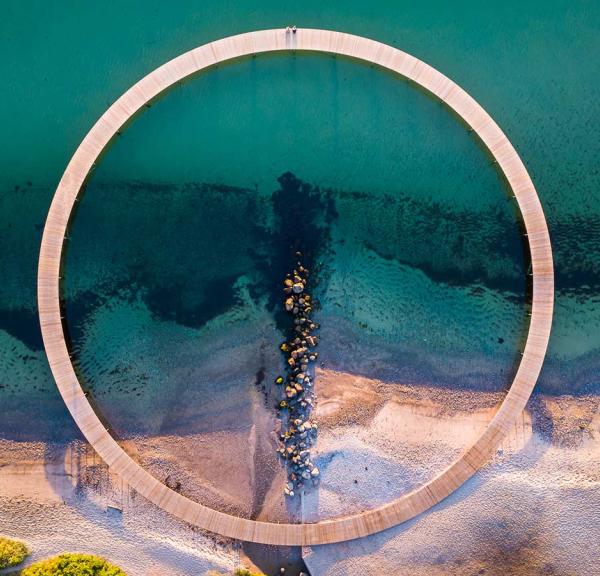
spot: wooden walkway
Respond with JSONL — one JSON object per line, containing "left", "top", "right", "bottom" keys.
{"left": 37, "top": 29, "right": 554, "bottom": 545}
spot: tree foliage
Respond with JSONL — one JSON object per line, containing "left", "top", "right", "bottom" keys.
{"left": 20, "top": 553, "right": 126, "bottom": 575}
{"left": 0, "top": 536, "right": 29, "bottom": 569}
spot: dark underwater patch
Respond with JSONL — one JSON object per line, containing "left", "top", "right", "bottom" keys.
{"left": 144, "top": 273, "right": 241, "bottom": 328}
{"left": 8, "top": 176, "right": 596, "bottom": 400}
{"left": 0, "top": 307, "right": 43, "bottom": 351}
{"left": 248, "top": 171, "right": 338, "bottom": 330}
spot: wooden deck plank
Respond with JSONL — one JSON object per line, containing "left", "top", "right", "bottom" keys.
{"left": 37, "top": 28, "right": 554, "bottom": 545}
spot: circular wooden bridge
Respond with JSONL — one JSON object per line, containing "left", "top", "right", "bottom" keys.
{"left": 38, "top": 29, "right": 554, "bottom": 545}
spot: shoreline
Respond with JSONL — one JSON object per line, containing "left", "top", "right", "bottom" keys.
{"left": 1, "top": 372, "right": 596, "bottom": 513}
{"left": 1, "top": 369, "right": 598, "bottom": 574}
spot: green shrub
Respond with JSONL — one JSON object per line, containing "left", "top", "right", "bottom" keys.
{"left": 20, "top": 553, "right": 126, "bottom": 575}
{"left": 0, "top": 535, "right": 29, "bottom": 569}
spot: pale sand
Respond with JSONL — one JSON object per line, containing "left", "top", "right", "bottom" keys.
{"left": 1, "top": 370, "right": 598, "bottom": 575}
{"left": 304, "top": 370, "right": 600, "bottom": 575}
{"left": 0, "top": 440, "right": 238, "bottom": 575}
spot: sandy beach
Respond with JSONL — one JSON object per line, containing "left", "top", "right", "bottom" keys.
{"left": 2, "top": 368, "right": 598, "bottom": 575}
{"left": 304, "top": 371, "right": 600, "bottom": 575}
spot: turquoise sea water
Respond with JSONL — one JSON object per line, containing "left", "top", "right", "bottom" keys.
{"left": 1, "top": 1, "right": 599, "bottom": 442}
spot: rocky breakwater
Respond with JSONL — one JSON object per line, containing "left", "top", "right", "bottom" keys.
{"left": 275, "top": 254, "right": 320, "bottom": 497}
